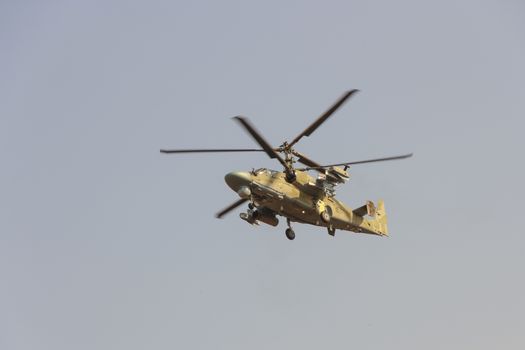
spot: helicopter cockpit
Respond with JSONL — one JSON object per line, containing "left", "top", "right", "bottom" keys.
{"left": 251, "top": 168, "right": 279, "bottom": 177}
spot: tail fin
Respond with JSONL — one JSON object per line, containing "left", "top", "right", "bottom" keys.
{"left": 374, "top": 200, "right": 388, "bottom": 236}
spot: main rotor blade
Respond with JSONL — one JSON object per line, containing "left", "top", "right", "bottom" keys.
{"left": 299, "top": 153, "right": 413, "bottom": 170}
{"left": 233, "top": 116, "right": 291, "bottom": 171}
{"left": 289, "top": 89, "right": 359, "bottom": 147}
{"left": 291, "top": 150, "right": 323, "bottom": 170}
{"left": 215, "top": 198, "right": 248, "bottom": 218}
{"left": 160, "top": 148, "right": 266, "bottom": 154}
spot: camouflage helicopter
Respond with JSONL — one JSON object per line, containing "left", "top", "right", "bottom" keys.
{"left": 161, "top": 90, "right": 412, "bottom": 240}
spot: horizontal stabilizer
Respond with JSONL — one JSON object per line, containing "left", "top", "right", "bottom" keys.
{"left": 353, "top": 200, "right": 376, "bottom": 217}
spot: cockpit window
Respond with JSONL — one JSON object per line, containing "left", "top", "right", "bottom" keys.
{"left": 252, "top": 168, "right": 267, "bottom": 175}
{"left": 252, "top": 168, "right": 279, "bottom": 176}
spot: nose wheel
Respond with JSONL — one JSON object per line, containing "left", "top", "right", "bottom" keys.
{"left": 285, "top": 218, "right": 295, "bottom": 240}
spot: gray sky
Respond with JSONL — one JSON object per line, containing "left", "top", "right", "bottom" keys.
{"left": 2, "top": 1, "right": 525, "bottom": 349}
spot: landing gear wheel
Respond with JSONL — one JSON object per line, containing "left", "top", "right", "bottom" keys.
{"left": 320, "top": 210, "right": 331, "bottom": 223}
{"left": 285, "top": 228, "right": 295, "bottom": 240}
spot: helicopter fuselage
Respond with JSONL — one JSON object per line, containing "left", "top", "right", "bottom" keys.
{"left": 225, "top": 169, "right": 388, "bottom": 236}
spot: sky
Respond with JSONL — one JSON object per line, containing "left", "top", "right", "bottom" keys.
{"left": 1, "top": 1, "right": 525, "bottom": 349}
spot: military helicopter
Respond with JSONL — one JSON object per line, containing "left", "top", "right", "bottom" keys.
{"left": 161, "top": 90, "right": 412, "bottom": 240}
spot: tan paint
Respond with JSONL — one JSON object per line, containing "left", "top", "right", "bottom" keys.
{"left": 237, "top": 169, "right": 388, "bottom": 236}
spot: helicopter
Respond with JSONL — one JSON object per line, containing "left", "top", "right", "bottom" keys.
{"left": 161, "top": 90, "right": 412, "bottom": 240}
